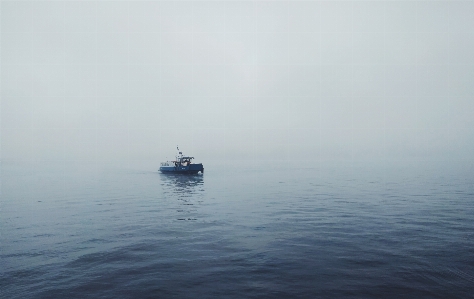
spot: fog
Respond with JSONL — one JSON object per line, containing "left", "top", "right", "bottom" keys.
{"left": 2, "top": 1, "right": 473, "bottom": 166}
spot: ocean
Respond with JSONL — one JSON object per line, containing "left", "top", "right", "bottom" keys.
{"left": 1, "top": 160, "right": 473, "bottom": 298}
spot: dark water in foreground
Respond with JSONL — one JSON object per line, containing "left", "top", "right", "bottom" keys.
{"left": 1, "top": 161, "right": 473, "bottom": 298}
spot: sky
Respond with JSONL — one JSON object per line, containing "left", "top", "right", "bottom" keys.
{"left": 1, "top": 1, "right": 473, "bottom": 165}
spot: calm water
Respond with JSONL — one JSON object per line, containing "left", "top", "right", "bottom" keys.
{"left": 1, "top": 160, "right": 473, "bottom": 298}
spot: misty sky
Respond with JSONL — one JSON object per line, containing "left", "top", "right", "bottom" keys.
{"left": 1, "top": 1, "right": 473, "bottom": 164}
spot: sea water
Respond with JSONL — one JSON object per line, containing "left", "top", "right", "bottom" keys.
{"left": 1, "top": 160, "right": 473, "bottom": 298}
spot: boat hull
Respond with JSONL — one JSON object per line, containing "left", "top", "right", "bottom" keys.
{"left": 159, "top": 164, "right": 204, "bottom": 174}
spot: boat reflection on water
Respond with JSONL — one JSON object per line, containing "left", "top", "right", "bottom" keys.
{"left": 160, "top": 173, "right": 204, "bottom": 193}
{"left": 160, "top": 174, "right": 204, "bottom": 221}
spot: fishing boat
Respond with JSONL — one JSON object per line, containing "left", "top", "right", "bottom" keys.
{"left": 159, "top": 147, "right": 204, "bottom": 174}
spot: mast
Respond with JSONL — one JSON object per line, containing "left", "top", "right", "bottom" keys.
{"left": 176, "top": 145, "right": 183, "bottom": 165}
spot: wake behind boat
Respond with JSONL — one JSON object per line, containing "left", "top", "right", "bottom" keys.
{"left": 159, "top": 147, "right": 204, "bottom": 174}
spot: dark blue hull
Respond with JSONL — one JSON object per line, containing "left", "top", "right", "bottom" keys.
{"left": 159, "top": 164, "right": 204, "bottom": 174}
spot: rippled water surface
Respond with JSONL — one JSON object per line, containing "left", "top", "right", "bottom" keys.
{"left": 2, "top": 161, "right": 473, "bottom": 298}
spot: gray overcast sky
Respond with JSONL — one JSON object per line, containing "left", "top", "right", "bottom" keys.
{"left": 1, "top": 1, "right": 473, "bottom": 165}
